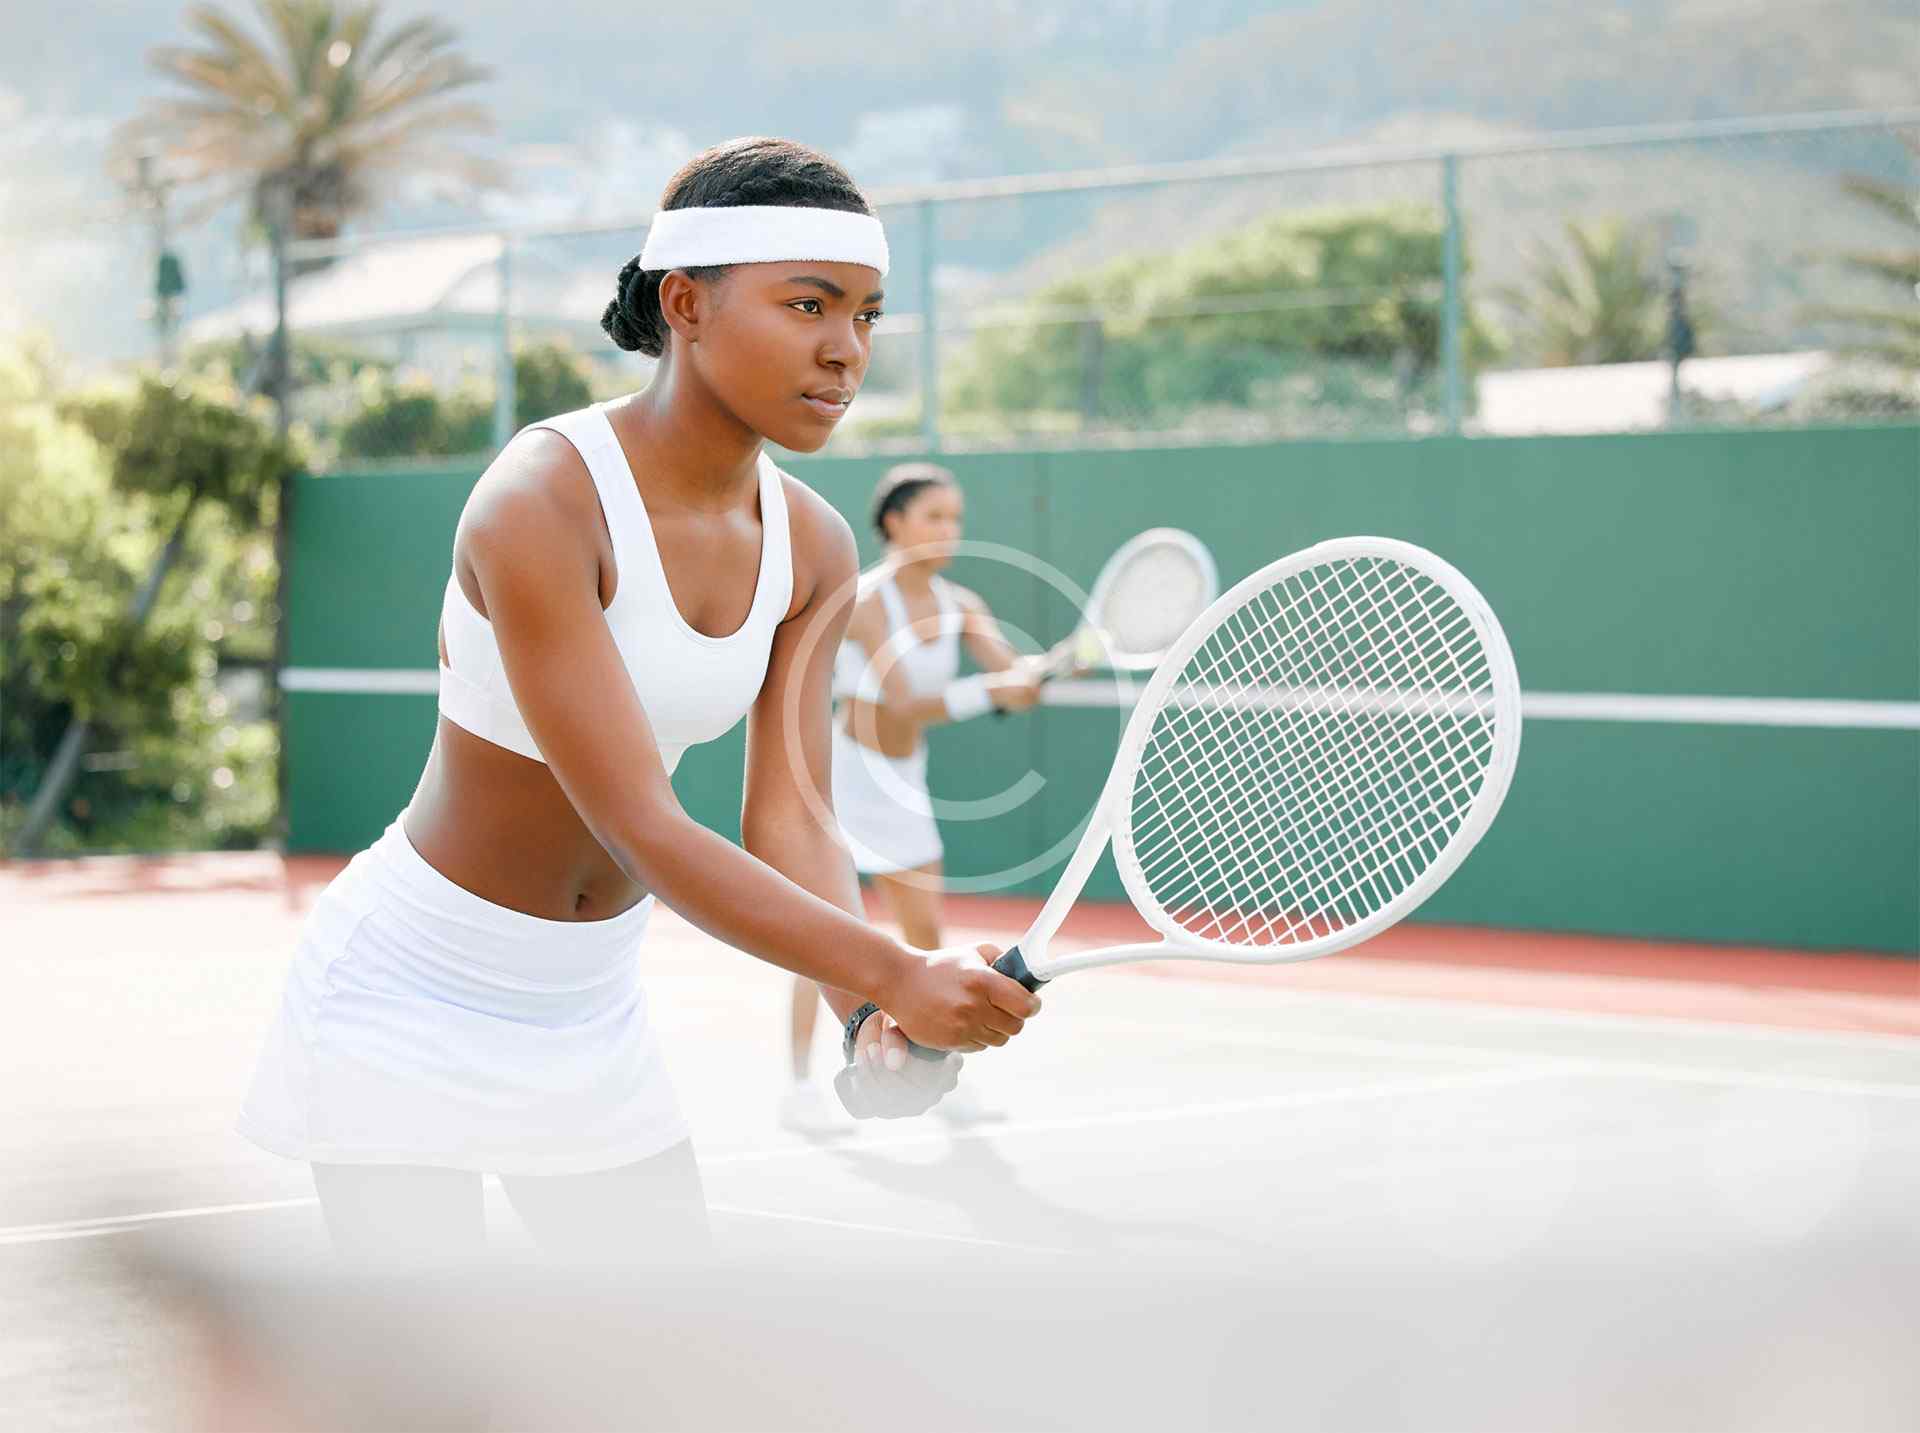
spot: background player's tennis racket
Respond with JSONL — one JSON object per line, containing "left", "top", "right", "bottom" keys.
{"left": 1048, "top": 527, "right": 1219, "bottom": 677}
{"left": 993, "top": 528, "right": 1218, "bottom": 720}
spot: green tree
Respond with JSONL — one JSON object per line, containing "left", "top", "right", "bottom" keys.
{"left": 335, "top": 342, "right": 595, "bottom": 462}
{"left": 5, "top": 372, "right": 295, "bottom": 855}
{"left": 115, "top": 1, "right": 498, "bottom": 256}
{"left": 1499, "top": 219, "right": 1671, "bottom": 367}
{"left": 944, "top": 205, "right": 1494, "bottom": 432}
{"left": 511, "top": 341, "right": 596, "bottom": 430}
{"left": 113, "top": 4, "right": 501, "bottom": 844}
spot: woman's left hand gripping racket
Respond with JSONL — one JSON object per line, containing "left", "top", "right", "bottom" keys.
{"left": 838, "top": 536, "right": 1521, "bottom": 1117}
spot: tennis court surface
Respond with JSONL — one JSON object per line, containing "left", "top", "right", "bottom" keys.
{"left": 4, "top": 852, "right": 1916, "bottom": 1430}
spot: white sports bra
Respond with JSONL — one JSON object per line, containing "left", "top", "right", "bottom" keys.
{"left": 437, "top": 404, "right": 794, "bottom": 775}
{"left": 833, "top": 570, "right": 963, "bottom": 701}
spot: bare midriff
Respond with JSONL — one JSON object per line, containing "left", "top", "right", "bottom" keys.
{"left": 837, "top": 699, "right": 923, "bottom": 760}
{"left": 403, "top": 719, "right": 652, "bottom": 923}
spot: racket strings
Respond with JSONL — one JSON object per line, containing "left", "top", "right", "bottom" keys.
{"left": 1228, "top": 564, "right": 1497, "bottom": 933}
{"left": 1136, "top": 564, "right": 1451, "bottom": 914}
{"left": 1139, "top": 562, "right": 1494, "bottom": 942}
{"left": 1127, "top": 556, "right": 1498, "bottom": 947}
{"left": 1264, "top": 564, "right": 1493, "bottom": 911}
{"left": 1134, "top": 608, "right": 1478, "bottom": 945}
{"left": 1136, "top": 596, "right": 1441, "bottom": 942}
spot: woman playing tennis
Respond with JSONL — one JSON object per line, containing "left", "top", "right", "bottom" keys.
{"left": 238, "top": 138, "right": 1041, "bottom": 1266}
{"left": 781, "top": 464, "right": 1046, "bottom": 1133}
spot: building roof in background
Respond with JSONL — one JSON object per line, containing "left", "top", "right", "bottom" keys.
{"left": 183, "top": 234, "right": 606, "bottom": 344}
{"left": 1475, "top": 352, "right": 1834, "bottom": 435}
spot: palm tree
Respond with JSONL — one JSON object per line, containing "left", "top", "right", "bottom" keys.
{"left": 1500, "top": 219, "right": 1668, "bottom": 367}
{"left": 1809, "top": 135, "right": 1920, "bottom": 372}
{"left": 99, "top": 3, "right": 497, "bottom": 849}
{"left": 113, "top": 1, "right": 498, "bottom": 258}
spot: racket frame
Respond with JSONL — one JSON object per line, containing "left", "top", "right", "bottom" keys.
{"left": 1009, "top": 536, "right": 1522, "bottom": 983}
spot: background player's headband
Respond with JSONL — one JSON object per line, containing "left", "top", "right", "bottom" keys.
{"left": 638, "top": 206, "right": 889, "bottom": 277}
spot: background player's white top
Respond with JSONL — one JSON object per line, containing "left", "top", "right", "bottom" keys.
{"left": 833, "top": 571, "right": 963, "bottom": 705}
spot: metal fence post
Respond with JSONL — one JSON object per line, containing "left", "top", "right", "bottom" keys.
{"left": 493, "top": 236, "right": 515, "bottom": 452}
{"left": 1441, "top": 153, "right": 1463, "bottom": 434}
{"left": 918, "top": 199, "right": 940, "bottom": 452}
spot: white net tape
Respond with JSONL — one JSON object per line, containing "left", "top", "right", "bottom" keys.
{"left": 1127, "top": 555, "right": 1497, "bottom": 947}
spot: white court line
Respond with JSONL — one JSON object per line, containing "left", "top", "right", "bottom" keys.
{"left": 706, "top": 1204, "right": 1074, "bottom": 1256}
{"left": 1073, "top": 1016, "right": 1920, "bottom": 1101}
{"left": 705, "top": 1064, "right": 1564, "bottom": 1168}
{"left": 0, "top": 1066, "right": 1555, "bottom": 1249}
{"left": 1109, "top": 976, "right": 1920, "bottom": 1051}
{"left": 0, "top": 1197, "right": 1071, "bottom": 1257}
{"left": 0, "top": 1197, "right": 320, "bottom": 1247}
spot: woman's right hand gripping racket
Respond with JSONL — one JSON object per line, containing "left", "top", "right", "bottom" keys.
{"left": 974, "top": 535, "right": 1520, "bottom": 993}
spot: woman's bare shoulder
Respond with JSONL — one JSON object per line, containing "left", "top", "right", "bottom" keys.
{"left": 937, "top": 577, "right": 991, "bottom": 615}
{"left": 776, "top": 471, "right": 860, "bottom": 618}
{"left": 456, "top": 429, "right": 602, "bottom": 552}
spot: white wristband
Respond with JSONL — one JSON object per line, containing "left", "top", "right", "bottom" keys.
{"left": 942, "top": 674, "right": 994, "bottom": 722}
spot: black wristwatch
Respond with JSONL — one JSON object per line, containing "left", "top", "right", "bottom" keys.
{"left": 841, "top": 1002, "right": 881, "bottom": 1064}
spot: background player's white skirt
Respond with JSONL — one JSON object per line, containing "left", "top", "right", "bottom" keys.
{"left": 831, "top": 726, "right": 943, "bottom": 875}
{"left": 238, "top": 817, "right": 687, "bottom": 1175}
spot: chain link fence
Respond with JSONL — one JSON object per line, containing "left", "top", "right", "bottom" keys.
{"left": 173, "top": 109, "right": 1920, "bottom": 465}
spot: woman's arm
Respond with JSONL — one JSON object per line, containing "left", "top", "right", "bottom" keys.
{"left": 739, "top": 485, "right": 889, "bottom": 1026}
{"left": 842, "top": 587, "right": 1042, "bottom": 730}
{"left": 952, "top": 582, "right": 1032, "bottom": 675}
{"left": 464, "top": 439, "right": 1034, "bottom": 1052}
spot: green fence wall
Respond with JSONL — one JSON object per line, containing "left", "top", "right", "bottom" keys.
{"left": 284, "top": 425, "right": 1920, "bottom": 953}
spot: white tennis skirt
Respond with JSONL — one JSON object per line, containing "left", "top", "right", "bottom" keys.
{"left": 238, "top": 816, "right": 687, "bottom": 1175}
{"left": 830, "top": 725, "right": 943, "bottom": 876}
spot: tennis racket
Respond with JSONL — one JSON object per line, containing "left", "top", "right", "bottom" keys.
{"left": 1050, "top": 527, "right": 1219, "bottom": 677}
{"left": 993, "top": 528, "right": 1218, "bottom": 720}
{"left": 973, "top": 534, "right": 1521, "bottom": 992}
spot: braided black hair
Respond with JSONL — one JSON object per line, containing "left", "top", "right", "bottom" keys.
{"left": 601, "top": 137, "right": 873, "bottom": 358}
{"left": 870, "top": 462, "right": 957, "bottom": 542}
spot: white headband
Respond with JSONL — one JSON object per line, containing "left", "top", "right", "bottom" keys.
{"left": 637, "top": 205, "right": 890, "bottom": 277}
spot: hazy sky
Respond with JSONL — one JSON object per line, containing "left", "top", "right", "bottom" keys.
{"left": 2, "top": 0, "right": 1912, "bottom": 362}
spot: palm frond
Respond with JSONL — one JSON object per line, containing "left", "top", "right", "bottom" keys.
{"left": 179, "top": 5, "right": 282, "bottom": 87}
{"left": 124, "top": 0, "right": 500, "bottom": 236}
{"left": 1805, "top": 304, "right": 1920, "bottom": 337}
{"left": 1832, "top": 251, "right": 1920, "bottom": 289}
{"left": 149, "top": 44, "right": 289, "bottom": 112}
{"left": 1839, "top": 175, "right": 1920, "bottom": 233}
{"left": 361, "top": 14, "right": 454, "bottom": 74}
{"left": 352, "top": 52, "right": 491, "bottom": 127}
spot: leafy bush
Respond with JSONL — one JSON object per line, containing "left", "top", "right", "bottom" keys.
{"left": 945, "top": 205, "right": 1498, "bottom": 431}
{"left": 1, "top": 355, "right": 290, "bottom": 852}
{"left": 335, "top": 341, "right": 595, "bottom": 462}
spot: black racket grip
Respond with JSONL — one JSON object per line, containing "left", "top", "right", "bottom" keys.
{"left": 993, "top": 945, "right": 1046, "bottom": 991}
{"left": 896, "top": 947, "right": 1046, "bottom": 1061}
